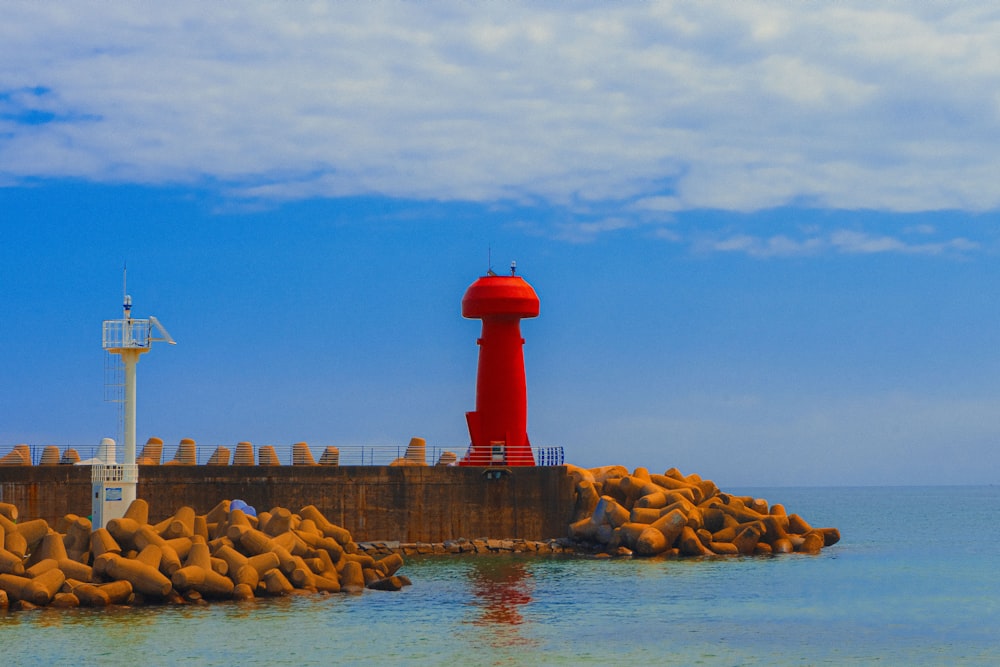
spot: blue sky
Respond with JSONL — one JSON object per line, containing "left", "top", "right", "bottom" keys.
{"left": 2, "top": 3, "right": 1000, "bottom": 485}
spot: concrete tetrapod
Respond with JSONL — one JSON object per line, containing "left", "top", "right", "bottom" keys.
{"left": 0, "top": 499, "right": 410, "bottom": 612}
{"left": 318, "top": 446, "right": 340, "bottom": 466}
{"left": 0, "top": 502, "right": 18, "bottom": 521}
{"left": 565, "top": 464, "right": 840, "bottom": 558}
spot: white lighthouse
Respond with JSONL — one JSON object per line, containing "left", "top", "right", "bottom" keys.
{"left": 95, "top": 279, "right": 175, "bottom": 528}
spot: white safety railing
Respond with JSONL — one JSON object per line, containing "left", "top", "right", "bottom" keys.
{"left": 102, "top": 319, "right": 152, "bottom": 349}
{"left": 458, "top": 445, "right": 565, "bottom": 466}
{"left": 90, "top": 464, "right": 139, "bottom": 484}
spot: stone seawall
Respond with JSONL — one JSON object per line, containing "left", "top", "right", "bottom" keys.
{"left": 0, "top": 466, "right": 576, "bottom": 543}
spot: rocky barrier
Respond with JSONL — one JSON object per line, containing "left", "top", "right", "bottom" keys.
{"left": 357, "top": 463, "right": 840, "bottom": 560}
{"left": 0, "top": 499, "right": 409, "bottom": 612}
{"left": 564, "top": 464, "right": 840, "bottom": 557}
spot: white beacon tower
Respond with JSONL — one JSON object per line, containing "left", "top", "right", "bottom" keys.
{"left": 95, "top": 282, "right": 175, "bottom": 528}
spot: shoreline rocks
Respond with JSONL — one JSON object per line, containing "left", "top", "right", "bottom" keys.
{"left": 0, "top": 499, "right": 409, "bottom": 612}
{"left": 564, "top": 464, "right": 840, "bottom": 557}
{"left": 358, "top": 537, "right": 579, "bottom": 557}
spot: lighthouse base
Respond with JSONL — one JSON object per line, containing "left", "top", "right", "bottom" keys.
{"left": 459, "top": 441, "right": 537, "bottom": 467}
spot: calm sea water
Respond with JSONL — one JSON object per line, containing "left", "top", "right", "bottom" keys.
{"left": 1, "top": 486, "right": 997, "bottom": 666}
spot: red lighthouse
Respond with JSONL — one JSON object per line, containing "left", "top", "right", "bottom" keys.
{"left": 460, "top": 263, "right": 540, "bottom": 466}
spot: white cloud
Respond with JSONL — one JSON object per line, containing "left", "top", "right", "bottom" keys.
{"left": 829, "top": 229, "right": 979, "bottom": 255}
{"left": 551, "top": 216, "right": 638, "bottom": 243}
{"left": 703, "top": 228, "right": 978, "bottom": 258}
{"left": 700, "top": 233, "right": 825, "bottom": 258}
{"left": 2, "top": 2, "right": 1000, "bottom": 221}
{"left": 631, "top": 196, "right": 683, "bottom": 213}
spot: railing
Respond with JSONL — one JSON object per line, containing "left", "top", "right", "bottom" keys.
{"left": 458, "top": 446, "right": 565, "bottom": 466}
{"left": 102, "top": 319, "right": 152, "bottom": 349}
{"left": 533, "top": 446, "right": 566, "bottom": 466}
{"left": 1, "top": 443, "right": 565, "bottom": 467}
{"left": 91, "top": 463, "right": 139, "bottom": 484}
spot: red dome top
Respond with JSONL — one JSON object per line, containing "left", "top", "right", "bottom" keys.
{"left": 462, "top": 274, "right": 540, "bottom": 319}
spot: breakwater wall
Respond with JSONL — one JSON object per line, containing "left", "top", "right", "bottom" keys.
{"left": 0, "top": 466, "right": 576, "bottom": 543}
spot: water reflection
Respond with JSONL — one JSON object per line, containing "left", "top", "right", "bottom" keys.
{"left": 464, "top": 556, "right": 539, "bottom": 651}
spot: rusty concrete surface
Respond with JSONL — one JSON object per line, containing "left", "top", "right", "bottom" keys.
{"left": 0, "top": 465, "right": 575, "bottom": 542}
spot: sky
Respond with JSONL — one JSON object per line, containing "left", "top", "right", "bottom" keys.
{"left": 2, "top": 2, "right": 1000, "bottom": 486}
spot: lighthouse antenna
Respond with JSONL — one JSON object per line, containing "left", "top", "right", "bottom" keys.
{"left": 486, "top": 246, "right": 497, "bottom": 277}
{"left": 122, "top": 262, "right": 132, "bottom": 319}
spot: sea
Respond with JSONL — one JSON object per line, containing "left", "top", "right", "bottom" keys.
{"left": 1, "top": 486, "right": 997, "bottom": 666}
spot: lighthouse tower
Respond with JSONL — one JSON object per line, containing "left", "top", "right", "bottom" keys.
{"left": 95, "top": 280, "right": 174, "bottom": 528}
{"left": 461, "top": 262, "right": 539, "bottom": 466}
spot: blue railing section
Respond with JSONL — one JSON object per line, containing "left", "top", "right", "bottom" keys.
{"left": 1, "top": 443, "right": 565, "bottom": 467}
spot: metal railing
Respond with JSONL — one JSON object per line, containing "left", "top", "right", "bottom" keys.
{"left": 91, "top": 463, "right": 139, "bottom": 484}
{"left": 102, "top": 319, "right": 152, "bottom": 349}
{"left": 1, "top": 443, "right": 565, "bottom": 467}
{"left": 458, "top": 446, "right": 565, "bottom": 466}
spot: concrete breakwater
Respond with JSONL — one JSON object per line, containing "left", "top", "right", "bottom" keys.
{"left": 565, "top": 464, "right": 840, "bottom": 557}
{"left": 0, "top": 499, "right": 408, "bottom": 612}
{"left": 354, "top": 464, "right": 841, "bottom": 560}
{"left": 0, "top": 464, "right": 574, "bottom": 542}
{"left": 0, "top": 450, "right": 838, "bottom": 562}
{"left": 355, "top": 462, "right": 841, "bottom": 560}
